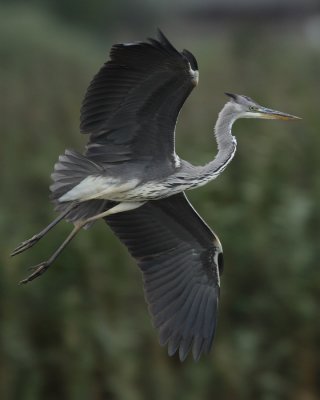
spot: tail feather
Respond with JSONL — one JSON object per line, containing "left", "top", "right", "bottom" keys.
{"left": 50, "top": 149, "right": 103, "bottom": 202}
{"left": 50, "top": 150, "right": 114, "bottom": 228}
{"left": 50, "top": 150, "right": 107, "bottom": 223}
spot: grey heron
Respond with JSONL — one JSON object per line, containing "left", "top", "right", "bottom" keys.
{"left": 12, "top": 30, "right": 300, "bottom": 361}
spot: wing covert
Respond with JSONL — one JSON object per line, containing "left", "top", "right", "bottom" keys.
{"left": 81, "top": 30, "right": 198, "bottom": 165}
{"left": 105, "top": 193, "right": 223, "bottom": 361}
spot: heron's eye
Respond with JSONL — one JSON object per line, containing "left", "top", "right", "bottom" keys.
{"left": 249, "top": 105, "right": 258, "bottom": 111}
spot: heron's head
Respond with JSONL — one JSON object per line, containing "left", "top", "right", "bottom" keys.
{"left": 224, "top": 92, "right": 301, "bottom": 121}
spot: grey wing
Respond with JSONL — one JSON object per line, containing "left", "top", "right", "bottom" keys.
{"left": 105, "top": 193, "right": 223, "bottom": 361}
{"left": 81, "top": 30, "right": 198, "bottom": 165}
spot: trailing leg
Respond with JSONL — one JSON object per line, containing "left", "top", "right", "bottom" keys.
{"left": 19, "top": 222, "right": 83, "bottom": 284}
{"left": 11, "top": 203, "right": 78, "bottom": 257}
{"left": 19, "top": 201, "right": 144, "bottom": 284}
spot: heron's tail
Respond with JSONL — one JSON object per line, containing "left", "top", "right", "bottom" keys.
{"left": 50, "top": 150, "right": 108, "bottom": 223}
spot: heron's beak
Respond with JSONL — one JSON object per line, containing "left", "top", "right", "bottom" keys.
{"left": 256, "top": 107, "right": 301, "bottom": 120}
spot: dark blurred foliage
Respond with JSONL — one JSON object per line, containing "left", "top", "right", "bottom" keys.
{"left": 1, "top": 2, "right": 320, "bottom": 400}
{"left": 0, "top": 0, "right": 159, "bottom": 36}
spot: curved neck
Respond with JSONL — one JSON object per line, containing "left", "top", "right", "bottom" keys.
{"left": 215, "top": 103, "right": 237, "bottom": 152}
{"left": 169, "top": 102, "right": 238, "bottom": 190}
{"left": 201, "top": 102, "right": 237, "bottom": 178}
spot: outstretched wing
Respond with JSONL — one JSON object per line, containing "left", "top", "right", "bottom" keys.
{"left": 81, "top": 30, "right": 198, "bottom": 165}
{"left": 105, "top": 193, "right": 223, "bottom": 361}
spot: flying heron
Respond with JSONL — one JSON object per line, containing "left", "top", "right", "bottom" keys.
{"left": 12, "top": 30, "right": 300, "bottom": 361}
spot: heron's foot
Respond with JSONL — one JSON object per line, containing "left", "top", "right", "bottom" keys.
{"left": 19, "top": 261, "right": 50, "bottom": 284}
{"left": 11, "top": 235, "right": 41, "bottom": 257}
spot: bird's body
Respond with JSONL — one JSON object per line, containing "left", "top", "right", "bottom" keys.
{"left": 57, "top": 153, "right": 236, "bottom": 203}
{"left": 12, "top": 31, "right": 299, "bottom": 361}
{"left": 52, "top": 102, "right": 239, "bottom": 208}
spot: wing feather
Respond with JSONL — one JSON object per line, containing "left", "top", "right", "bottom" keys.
{"left": 81, "top": 31, "right": 198, "bottom": 165}
{"left": 105, "top": 192, "right": 223, "bottom": 361}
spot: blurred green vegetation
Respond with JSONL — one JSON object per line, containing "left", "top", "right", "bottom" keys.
{"left": 1, "top": 3, "right": 320, "bottom": 400}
